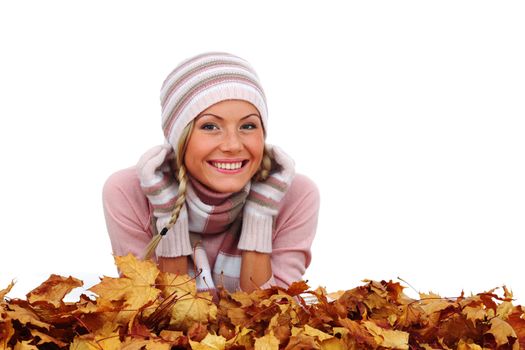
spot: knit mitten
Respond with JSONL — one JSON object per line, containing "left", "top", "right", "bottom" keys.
{"left": 137, "top": 144, "right": 192, "bottom": 257}
{"left": 237, "top": 146, "right": 295, "bottom": 253}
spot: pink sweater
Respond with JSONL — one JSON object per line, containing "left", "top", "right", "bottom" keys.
{"left": 102, "top": 167, "right": 320, "bottom": 290}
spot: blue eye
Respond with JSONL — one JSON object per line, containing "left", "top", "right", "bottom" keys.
{"left": 241, "top": 123, "right": 257, "bottom": 130}
{"left": 201, "top": 123, "right": 218, "bottom": 130}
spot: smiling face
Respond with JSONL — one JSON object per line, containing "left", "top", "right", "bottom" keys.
{"left": 183, "top": 99, "right": 265, "bottom": 193}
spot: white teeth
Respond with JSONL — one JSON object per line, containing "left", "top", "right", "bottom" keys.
{"left": 212, "top": 162, "right": 243, "bottom": 170}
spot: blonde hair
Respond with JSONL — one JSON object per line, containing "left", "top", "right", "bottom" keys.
{"left": 143, "top": 121, "right": 272, "bottom": 259}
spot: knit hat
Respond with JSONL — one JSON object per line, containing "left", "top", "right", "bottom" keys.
{"left": 160, "top": 52, "right": 268, "bottom": 148}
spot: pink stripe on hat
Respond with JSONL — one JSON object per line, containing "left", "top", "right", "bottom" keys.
{"left": 160, "top": 52, "right": 268, "bottom": 151}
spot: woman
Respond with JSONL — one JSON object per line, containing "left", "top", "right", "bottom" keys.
{"left": 103, "top": 52, "right": 320, "bottom": 293}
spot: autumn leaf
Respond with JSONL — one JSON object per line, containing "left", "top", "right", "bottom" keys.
{"left": 30, "top": 328, "right": 67, "bottom": 347}
{"left": 70, "top": 332, "right": 121, "bottom": 350}
{"left": 26, "top": 274, "right": 82, "bottom": 308}
{"left": 507, "top": 306, "right": 525, "bottom": 349}
{"left": 457, "top": 338, "right": 483, "bottom": 350}
{"left": 90, "top": 254, "right": 160, "bottom": 311}
{"left": 14, "top": 341, "right": 39, "bottom": 350}
{"left": 254, "top": 333, "right": 280, "bottom": 350}
{"left": 0, "top": 280, "right": 15, "bottom": 300}
{"left": 0, "top": 313, "right": 14, "bottom": 350}
{"left": 303, "top": 324, "right": 333, "bottom": 341}
{"left": 3, "top": 254, "right": 525, "bottom": 350}
{"left": 363, "top": 320, "right": 409, "bottom": 350}
{"left": 156, "top": 271, "right": 217, "bottom": 331}
{"left": 6, "top": 304, "right": 51, "bottom": 330}
{"left": 486, "top": 317, "right": 517, "bottom": 347}
{"left": 189, "top": 333, "right": 226, "bottom": 350}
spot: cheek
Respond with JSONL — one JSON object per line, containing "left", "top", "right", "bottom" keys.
{"left": 249, "top": 139, "right": 265, "bottom": 165}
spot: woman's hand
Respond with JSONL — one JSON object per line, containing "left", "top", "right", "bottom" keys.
{"left": 240, "top": 251, "right": 272, "bottom": 293}
{"left": 158, "top": 256, "right": 189, "bottom": 276}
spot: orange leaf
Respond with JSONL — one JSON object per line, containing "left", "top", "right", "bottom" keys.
{"left": 26, "top": 275, "right": 82, "bottom": 308}
{"left": 0, "top": 280, "right": 15, "bottom": 300}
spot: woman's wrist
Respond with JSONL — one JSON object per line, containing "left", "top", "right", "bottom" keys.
{"left": 158, "top": 256, "right": 189, "bottom": 276}
{"left": 240, "top": 251, "right": 272, "bottom": 293}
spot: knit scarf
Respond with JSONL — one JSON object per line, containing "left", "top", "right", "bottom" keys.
{"left": 137, "top": 143, "right": 295, "bottom": 291}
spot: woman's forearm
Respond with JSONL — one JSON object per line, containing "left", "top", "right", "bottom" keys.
{"left": 158, "top": 256, "right": 189, "bottom": 275}
{"left": 240, "top": 251, "right": 272, "bottom": 292}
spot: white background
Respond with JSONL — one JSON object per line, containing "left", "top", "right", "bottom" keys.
{"left": 1, "top": 1, "right": 524, "bottom": 302}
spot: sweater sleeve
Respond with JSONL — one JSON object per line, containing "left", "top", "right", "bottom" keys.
{"left": 270, "top": 174, "right": 320, "bottom": 288}
{"left": 102, "top": 167, "right": 154, "bottom": 258}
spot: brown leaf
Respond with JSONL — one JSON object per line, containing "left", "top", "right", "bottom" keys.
{"left": 303, "top": 324, "right": 333, "bottom": 341}
{"left": 338, "top": 318, "right": 376, "bottom": 347}
{"left": 0, "top": 314, "right": 15, "bottom": 349}
{"left": 363, "top": 320, "right": 409, "bottom": 349}
{"left": 6, "top": 304, "right": 51, "bottom": 330}
{"left": 14, "top": 341, "right": 39, "bottom": 350}
{"left": 286, "top": 281, "right": 310, "bottom": 297}
{"left": 30, "top": 328, "right": 67, "bottom": 347}
{"left": 188, "top": 322, "right": 208, "bottom": 342}
{"left": 507, "top": 306, "right": 525, "bottom": 348}
{"left": 26, "top": 275, "right": 82, "bottom": 308}
{"left": 284, "top": 333, "right": 320, "bottom": 350}
{"left": 70, "top": 332, "right": 121, "bottom": 350}
{"left": 159, "top": 329, "right": 185, "bottom": 342}
{"left": 486, "top": 317, "right": 517, "bottom": 347}
{"left": 1, "top": 280, "right": 15, "bottom": 300}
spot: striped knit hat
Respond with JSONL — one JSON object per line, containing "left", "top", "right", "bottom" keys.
{"left": 160, "top": 52, "right": 269, "bottom": 148}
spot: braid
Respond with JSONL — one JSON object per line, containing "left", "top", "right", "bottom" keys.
{"left": 142, "top": 121, "right": 194, "bottom": 260}
{"left": 254, "top": 145, "right": 273, "bottom": 182}
{"left": 166, "top": 163, "right": 188, "bottom": 228}
{"left": 167, "top": 120, "right": 194, "bottom": 228}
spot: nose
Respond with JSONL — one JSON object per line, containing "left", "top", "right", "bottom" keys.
{"left": 219, "top": 130, "right": 243, "bottom": 153}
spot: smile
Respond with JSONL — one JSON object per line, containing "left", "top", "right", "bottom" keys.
{"left": 207, "top": 160, "right": 248, "bottom": 172}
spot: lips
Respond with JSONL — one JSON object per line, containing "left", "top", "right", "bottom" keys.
{"left": 207, "top": 159, "right": 249, "bottom": 171}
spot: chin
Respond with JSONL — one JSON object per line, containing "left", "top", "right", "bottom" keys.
{"left": 209, "top": 180, "right": 249, "bottom": 193}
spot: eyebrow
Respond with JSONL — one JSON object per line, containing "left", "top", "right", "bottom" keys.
{"left": 196, "top": 113, "right": 260, "bottom": 121}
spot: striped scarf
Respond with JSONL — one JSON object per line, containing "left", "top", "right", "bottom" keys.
{"left": 137, "top": 143, "right": 295, "bottom": 291}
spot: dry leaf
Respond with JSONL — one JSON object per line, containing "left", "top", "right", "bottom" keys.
{"left": 254, "top": 333, "right": 280, "bottom": 350}
{"left": 26, "top": 275, "right": 82, "bottom": 307}
{"left": 2, "top": 253, "right": 525, "bottom": 349}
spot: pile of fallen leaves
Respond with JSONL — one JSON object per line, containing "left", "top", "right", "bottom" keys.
{"left": 2, "top": 255, "right": 525, "bottom": 350}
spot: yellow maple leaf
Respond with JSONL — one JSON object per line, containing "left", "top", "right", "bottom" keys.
{"left": 90, "top": 254, "right": 160, "bottom": 311}
{"left": 227, "top": 326, "right": 253, "bottom": 348}
{"left": 462, "top": 305, "right": 487, "bottom": 325}
{"left": 189, "top": 333, "right": 226, "bottom": 350}
{"left": 156, "top": 271, "right": 217, "bottom": 331}
{"left": 254, "top": 333, "right": 279, "bottom": 350}
{"left": 70, "top": 332, "right": 121, "bottom": 350}
{"left": 363, "top": 321, "right": 409, "bottom": 350}
{"left": 418, "top": 292, "right": 454, "bottom": 315}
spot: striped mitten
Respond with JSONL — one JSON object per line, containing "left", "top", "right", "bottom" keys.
{"left": 237, "top": 146, "right": 295, "bottom": 253}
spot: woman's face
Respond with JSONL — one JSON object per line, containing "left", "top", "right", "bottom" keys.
{"left": 184, "top": 99, "right": 265, "bottom": 193}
